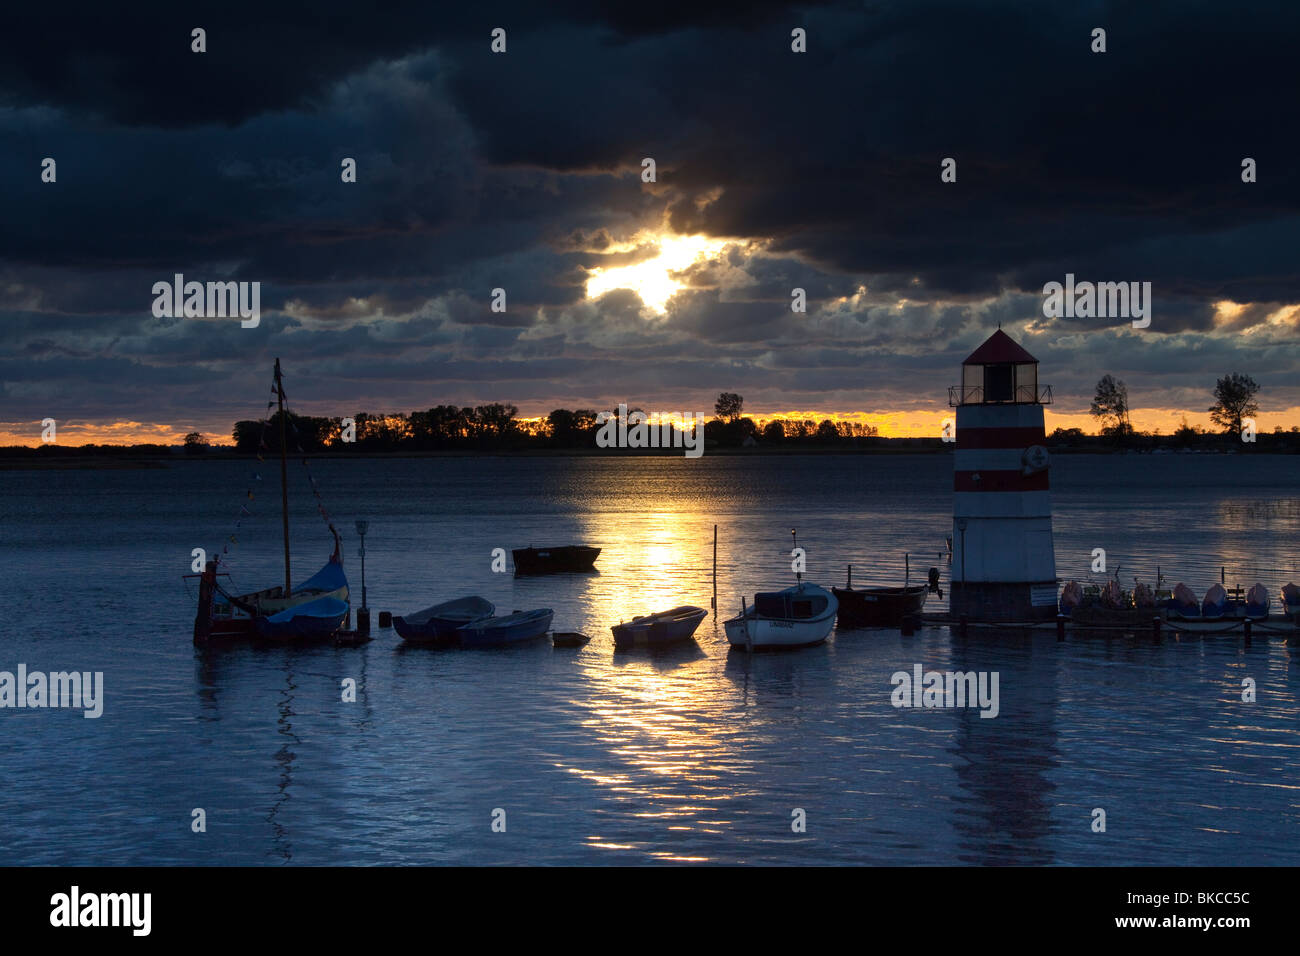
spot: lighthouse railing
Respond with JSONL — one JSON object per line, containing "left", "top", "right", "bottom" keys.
{"left": 948, "top": 384, "right": 1053, "bottom": 406}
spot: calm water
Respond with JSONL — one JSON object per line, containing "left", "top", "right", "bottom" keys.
{"left": 1, "top": 453, "right": 1298, "bottom": 865}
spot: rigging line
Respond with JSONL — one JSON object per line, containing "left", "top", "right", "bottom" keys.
{"left": 218, "top": 367, "right": 280, "bottom": 570}
{"left": 276, "top": 374, "right": 337, "bottom": 527}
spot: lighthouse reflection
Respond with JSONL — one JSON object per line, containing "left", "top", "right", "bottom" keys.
{"left": 948, "top": 629, "right": 1060, "bottom": 864}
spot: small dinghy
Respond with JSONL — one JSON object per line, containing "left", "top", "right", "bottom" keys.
{"left": 512, "top": 546, "right": 600, "bottom": 575}
{"left": 393, "top": 596, "right": 495, "bottom": 644}
{"left": 725, "top": 584, "right": 837, "bottom": 651}
{"left": 1166, "top": 583, "right": 1200, "bottom": 619}
{"left": 1282, "top": 582, "right": 1300, "bottom": 618}
{"left": 551, "top": 631, "right": 591, "bottom": 647}
{"left": 611, "top": 605, "right": 708, "bottom": 648}
{"left": 1245, "top": 583, "right": 1270, "bottom": 620}
{"left": 1202, "top": 583, "right": 1229, "bottom": 618}
{"left": 254, "top": 596, "right": 349, "bottom": 642}
{"left": 456, "top": 608, "right": 554, "bottom": 647}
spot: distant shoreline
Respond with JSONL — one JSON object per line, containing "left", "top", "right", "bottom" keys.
{"left": 1, "top": 441, "right": 1295, "bottom": 469}
{"left": 1, "top": 445, "right": 944, "bottom": 467}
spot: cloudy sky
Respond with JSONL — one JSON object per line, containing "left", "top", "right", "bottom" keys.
{"left": 2, "top": 1, "right": 1298, "bottom": 444}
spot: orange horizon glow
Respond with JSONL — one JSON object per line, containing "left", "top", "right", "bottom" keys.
{"left": 4, "top": 406, "right": 1299, "bottom": 448}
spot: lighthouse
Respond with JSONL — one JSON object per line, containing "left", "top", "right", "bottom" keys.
{"left": 948, "top": 329, "right": 1058, "bottom": 621}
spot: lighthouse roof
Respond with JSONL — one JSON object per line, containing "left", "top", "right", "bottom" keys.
{"left": 962, "top": 328, "right": 1038, "bottom": 366}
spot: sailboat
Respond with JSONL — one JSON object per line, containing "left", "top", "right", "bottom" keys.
{"left": 191, "top": 359, "right": 350, "bottom": 644}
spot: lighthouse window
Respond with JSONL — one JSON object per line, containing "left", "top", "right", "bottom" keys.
{"left": 1015, "top": 362, "right": 1038, "bottom": 401}
{"left": 985, "top": 364, "right": 1013, "bottom": 402}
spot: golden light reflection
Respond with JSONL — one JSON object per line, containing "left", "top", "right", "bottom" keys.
{"left": 545, "top": 509, "right": 753, "bottom": 860}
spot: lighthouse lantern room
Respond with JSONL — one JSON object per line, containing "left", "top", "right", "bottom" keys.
{"left": 948, "top": 329, "right": 1058, "bottom": 621}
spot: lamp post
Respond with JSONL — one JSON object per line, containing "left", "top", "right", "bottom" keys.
{"left": 355, "top": 519, "right": 370, "bottom": 636}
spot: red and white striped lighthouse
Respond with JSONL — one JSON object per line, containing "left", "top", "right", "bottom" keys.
{"left": 948, "top": 329, "right": 1058, "bottom": 621}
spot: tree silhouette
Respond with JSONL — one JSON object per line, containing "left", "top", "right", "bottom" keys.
{"left": 1208, "top": 373, "right": 1260, "bottom": 435}
{"left": 1089, "top": 374, "right": 1131, "bottom": 438}
{"left": 714, "top": 392, "right": 743, "bottom": 422}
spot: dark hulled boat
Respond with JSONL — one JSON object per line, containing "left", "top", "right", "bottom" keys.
{"left": 611, "top": 605, "right": 708, "bottom": 649}
{"left": 551, "top": 631, "right": 591, "bottom": 647}
{"left": 393, "top": 596, "right": 495, "bottom": 644}
{"left": 512, "top": 545, "right": 600, "bottom": 575}
{"left": 832, "top": 584, "right": 927, "bottom": 628}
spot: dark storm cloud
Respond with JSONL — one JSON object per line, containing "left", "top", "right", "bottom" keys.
{"left": 1, "top": 1, "right": 1298, "bottom": 433}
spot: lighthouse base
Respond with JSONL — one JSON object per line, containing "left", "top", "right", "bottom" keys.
{"left": 949, "top": 581, "right": 1059, "bottom": 623}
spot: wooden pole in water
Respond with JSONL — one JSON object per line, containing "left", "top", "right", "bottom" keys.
{"left": 712, "top": 524, "right": 717, "bottom": 610}
{"left": 275, "top": 358, "right": 291, "bottom": 594}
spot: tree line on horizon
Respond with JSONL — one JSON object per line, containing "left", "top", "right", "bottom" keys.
{"left": 221, "top": 393, "right": 882, "bottom": 453}
{"left": 7, "top": 380, "right": 1295, "bottom": 456}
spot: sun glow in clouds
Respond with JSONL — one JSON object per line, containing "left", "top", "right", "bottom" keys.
{"left": 585, "top": 233, "right": 729, "bottom": 313}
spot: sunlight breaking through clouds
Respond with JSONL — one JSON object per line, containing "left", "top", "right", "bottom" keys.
{"left": 585, "top": 233, "right": 730, "bottom": 314}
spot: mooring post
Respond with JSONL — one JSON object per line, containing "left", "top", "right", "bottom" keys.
{"left": 1152, "top": 616, "right": 1162, "bottom": 642}
{"left": 355, "top": 519, "right": 370, "bottom": 637}
{"left": 711, "top": 524, "right": 717, "bottom": 611}
{"left": 1056, "top": 614, "right": 1065, "bottom": 641}
{"left": 194, "top": 560, "right": 217, "bottom": 645}
{"left": 1243, "top": 618, "right": 1252, "bottom": 644}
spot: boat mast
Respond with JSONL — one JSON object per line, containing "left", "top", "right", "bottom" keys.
{"left": 274, "top": 357, "right": 291, "bottom": 594}
{"left": 792, "top": 528, "right": 801, "bottom": 585}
